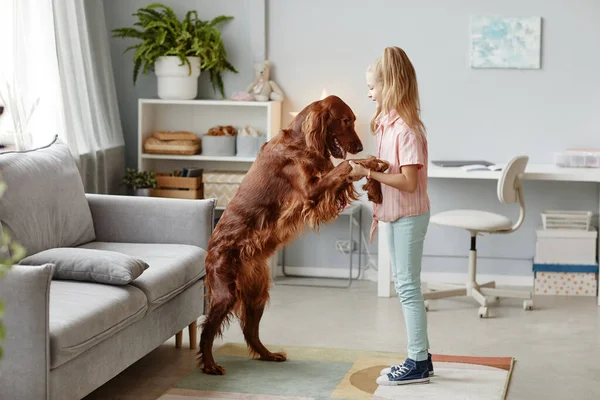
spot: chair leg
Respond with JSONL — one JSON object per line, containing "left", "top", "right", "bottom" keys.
{"left": 175, "top": 331, "right": 183, "bottom": 348}
{"left": 471, "top": 287, "right": 487, "bottom": 306}
{"left": 479, "top": 281, "right": 496, "bottom": 288}
{"left": 480, "top": 287, "right": 532, "bottom": 300}
{"left": 423, "top": 287, "right": 467, "bottom": 300}
{"left": 189, "top": 320, "right": 198, "bottom": 349}
{"left": 422, "top": 233, "right": 533, "bottom": 315}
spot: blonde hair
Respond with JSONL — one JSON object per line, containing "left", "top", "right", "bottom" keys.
{"left": 368, "top": 46, "right": 425, "bottom": 135}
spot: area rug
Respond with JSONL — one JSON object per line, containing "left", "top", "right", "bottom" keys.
{"left": 158, "top": 343, "right": 514, "bottom": 400}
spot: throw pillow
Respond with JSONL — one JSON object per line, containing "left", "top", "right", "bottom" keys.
{"left": 0, "top": 136, "right": 96, "bottom": 257}
{"left": 19, "top": 247, "right": 149, "bottom": 285}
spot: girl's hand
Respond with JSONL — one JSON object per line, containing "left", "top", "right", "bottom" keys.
{"left": 348, "top": 161, "right": 369, "bottom": 180}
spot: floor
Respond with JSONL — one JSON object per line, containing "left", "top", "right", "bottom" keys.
{"left": 85, "top": 280, "right": 600, "bottom": 400}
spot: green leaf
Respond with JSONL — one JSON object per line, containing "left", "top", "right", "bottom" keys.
{"left": 209, "top": 15, "right": 234, "bottom": 27}
{"left": 112, "top": 4, "right": 237, "bottom": 94}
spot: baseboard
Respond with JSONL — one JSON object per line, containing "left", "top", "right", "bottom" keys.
{"left": 274, "top": 266, "right": 533, "bottom": 288}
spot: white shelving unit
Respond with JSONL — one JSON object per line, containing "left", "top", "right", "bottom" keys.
{"left": 137, "top": 98, "right": 282, "bottom": 278}
{"left": 137, "top": 98, "right": 281, "bottom": 173}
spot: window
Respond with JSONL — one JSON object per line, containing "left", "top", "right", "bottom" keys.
{"left": 0, "top": 0, "right": 62, "bottom": 149}
{"left": 0, "top": 0, "right": 15, "bottom": 145}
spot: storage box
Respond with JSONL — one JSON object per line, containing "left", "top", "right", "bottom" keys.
{"left": 534, "top": 271, "right": 597, "bottom": 296}
{"left": 203, "top": 171, "right": 246, "bottom": 207}
{"left": 533, "top": 263, "right": 598, "bottom": 296}
{"left": 554, "top": 150, "right": 600, "bottom": 168}
{"left": 534, "top": 229, "right": 597, "bottom": 265}
{"left": 150, "top": 174, "right": 203, "bottom": 200}
{"left": 202, "top": 135, "right": 236, "bottom": 156}
{"left": 236, "top": 136, "right": 266, "bottom": 157}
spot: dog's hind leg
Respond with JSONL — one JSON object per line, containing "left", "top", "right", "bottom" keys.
{"left": 198, "top": 262, "right": 237, "bottom": 375}
{"left": 239, "top": 261, "right": 286, "bottom": 362}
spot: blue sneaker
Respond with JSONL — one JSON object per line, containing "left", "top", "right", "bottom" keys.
{"left": 376, "top": 358, "right": 430, "bottom": 386}
{"left": 380, "top": 353, "right": 434, "bottom": 377}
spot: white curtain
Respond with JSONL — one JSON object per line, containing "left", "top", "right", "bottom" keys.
{"left": 53, "top": 0, "right": 126, "bottom": 194}
{"left": 0, "top": 0, "right": 62, "bottom": 149}
{"left": 0, "top": 0, "right": 125, "bottom": 194}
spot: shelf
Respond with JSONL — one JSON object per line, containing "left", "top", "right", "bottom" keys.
{"left": 141, "top": 153, "right": 256, "bottom": 162}
{"left": 139, "top": 98, "right": 280, "bottom": 107}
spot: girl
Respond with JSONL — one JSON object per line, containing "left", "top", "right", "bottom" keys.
{"left": 349, "top": 46, "right": 432, "bottom": 386}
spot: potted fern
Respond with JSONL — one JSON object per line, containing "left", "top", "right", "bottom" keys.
{"left": 0, "top": 174, "right": 26, "bottom": 361}
{"left": 112, "top": 3, "right": 237, "bottom": 99}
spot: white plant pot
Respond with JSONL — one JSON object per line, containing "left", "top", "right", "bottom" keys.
{"left": 135, "top": 188, "right": 150, "bottom": 197}
{"left": 154, "top": 56, "right": 201, "bottom": 100}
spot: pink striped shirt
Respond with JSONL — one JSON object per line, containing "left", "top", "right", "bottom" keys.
{"left": 370, "top": 109, "right": 430, "bottom": 242}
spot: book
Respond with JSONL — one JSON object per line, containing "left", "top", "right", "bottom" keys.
{"left": 460, "top": 164, "right": 502, "bottom": 172}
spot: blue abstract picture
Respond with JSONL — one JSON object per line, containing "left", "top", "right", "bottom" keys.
{"left": 470, "top": 16, "right": 542, "bottom": 69}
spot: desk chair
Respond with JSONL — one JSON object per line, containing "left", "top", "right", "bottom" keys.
{"left": 424, "top": 155, "right": 534, "bottom": 318}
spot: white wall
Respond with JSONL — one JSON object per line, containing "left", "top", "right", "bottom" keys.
{"left": 266, "top": 0, "right": 600, "bottom": 277}
{"left": 104, "top": 0, "right": 600, "bottom": 277}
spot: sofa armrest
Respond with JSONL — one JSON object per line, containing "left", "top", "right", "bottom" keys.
{"left": 0, "top": 264, "right": 54, "bottom": 400}
{"left": 86, "top": 194, "right": 216, "bottom": 249}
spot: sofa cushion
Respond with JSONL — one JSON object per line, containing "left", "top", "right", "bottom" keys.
{"left": 19, "top": 247, "right": 149, "bottom": 285}
{"left": 49, "top": 280, "right": 147, "bottom": 369}
{"left": 79, "top": 242, "right": 206, "bottom": 311}
{"left": 0, "top": 137, "right": 96, "bottom": 257}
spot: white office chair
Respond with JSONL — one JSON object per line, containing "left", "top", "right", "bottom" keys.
{"left": 424, "top": 155, "right": 533, "bottom": 318}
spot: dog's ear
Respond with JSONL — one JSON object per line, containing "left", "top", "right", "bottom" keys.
{"left": 301, "top": 104, "right": 330, "bottom": 155}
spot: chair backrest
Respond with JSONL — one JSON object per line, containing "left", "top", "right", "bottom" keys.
{"left": 497, "top": 155, "right": 529, "bottom": 204}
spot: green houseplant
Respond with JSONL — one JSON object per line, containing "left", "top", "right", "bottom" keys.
{"left": 122, "top": 168, "right": 158, "bottom": 196}
{"left": 0, "top": 174, "right": 26, "bottom": 360}
{"left": 112, "top": 3, "right": 237, "bottom": 99}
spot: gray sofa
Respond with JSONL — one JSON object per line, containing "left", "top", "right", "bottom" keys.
{"left": 0, "top": 139, "right": 215, "bottom": 399}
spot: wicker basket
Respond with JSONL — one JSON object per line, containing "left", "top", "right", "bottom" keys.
{"left": 541, "top": 210, "right": 592, "bottom": 231}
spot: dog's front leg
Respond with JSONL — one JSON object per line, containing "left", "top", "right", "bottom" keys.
{"left": 305, "top": 161, "right": 354, "bottom": 205}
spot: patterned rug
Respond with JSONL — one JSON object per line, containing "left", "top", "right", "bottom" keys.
{"left": 159, "top": 343, "right": 514, "bottom": 400}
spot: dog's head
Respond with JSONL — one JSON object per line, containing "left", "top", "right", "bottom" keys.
{"left": 297, "top": 95, "right": 363, "bottom": 159}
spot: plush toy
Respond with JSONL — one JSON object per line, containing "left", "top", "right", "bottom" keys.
{"left": 245, "top": 60, "right": 284, "bottom": 101}
{"left": 206, "top": 125, "right": 237, "bottom": 136}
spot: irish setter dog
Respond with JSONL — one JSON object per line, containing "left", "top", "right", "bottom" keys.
{"left": 198, "top": 95, "right": 386, "bottom": 375}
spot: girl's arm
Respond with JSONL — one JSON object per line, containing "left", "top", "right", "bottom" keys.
{"left": 369, "top": 165, "right": 419, "bottom": 193}
{"left": 348, "top": 162, "right": 420, "bottom": 193}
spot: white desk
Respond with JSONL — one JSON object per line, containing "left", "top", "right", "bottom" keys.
{"left": 377, "top": 163, "right": 600, "bottom": 298}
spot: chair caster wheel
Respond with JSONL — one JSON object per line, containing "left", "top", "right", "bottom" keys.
{"left": 478, "top": 306, "right": 489, "bottom": 318}
{"left": 424, "top": 300, "right": 430, "bottom": 311}
{"left": 523, "top": 299, "right": 533, "bottom": 311}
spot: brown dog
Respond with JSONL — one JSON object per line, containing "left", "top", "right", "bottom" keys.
{"left": 197, "top": 96, "right": 386, "bottom": 375}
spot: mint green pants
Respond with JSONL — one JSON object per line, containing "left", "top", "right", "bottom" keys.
{"left": 385, "top": 210, "right": 430, "bottom": 362}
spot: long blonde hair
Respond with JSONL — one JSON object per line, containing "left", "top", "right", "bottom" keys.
{"left": 368, "top": 46, "right": 425, "bottom": 135}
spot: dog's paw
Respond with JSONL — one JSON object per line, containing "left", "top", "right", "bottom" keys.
{"left": 202, "top": 364, "right": 226, "bottom": 375}
{"left": 259, "top": 351, "right": 287, "bottom": 362}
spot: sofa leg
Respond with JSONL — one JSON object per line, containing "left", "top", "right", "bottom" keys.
{"left": 189, "top": 320, "right": 198, "bottom": 349}
{"left": 175, "top": 331, "right": 183, "bottom": 348}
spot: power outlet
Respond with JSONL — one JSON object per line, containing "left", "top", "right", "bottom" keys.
{"left": 335, "top": 240, "right": 355, "bottom": 253}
